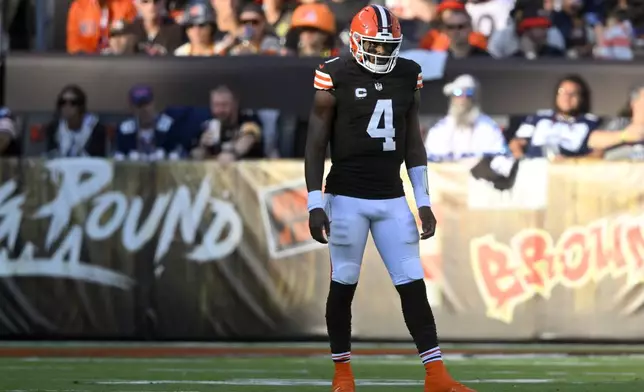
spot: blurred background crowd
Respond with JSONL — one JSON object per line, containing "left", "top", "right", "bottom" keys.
{"left": 1, "top": 0, "right": 642, "bottom": 59}
{"left": 1, "top": 0, "right": 644, "bottom": 164}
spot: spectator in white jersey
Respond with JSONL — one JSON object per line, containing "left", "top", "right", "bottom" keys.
{"left": 424, "top": 74, "right": 507, "bottom": 162}
{"left": 466, "top": 0, "right": 515, "bottom": 38}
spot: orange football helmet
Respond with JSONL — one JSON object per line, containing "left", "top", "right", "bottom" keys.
{"left": 349, "top": 5, "right": 403, "bottom": 74}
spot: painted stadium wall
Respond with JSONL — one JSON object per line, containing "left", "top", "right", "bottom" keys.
{"left": 0, "top": 158, "right": 642, "bottom": 341}
{"left": 6, "top": 55, "right": 644, "bottom": 116}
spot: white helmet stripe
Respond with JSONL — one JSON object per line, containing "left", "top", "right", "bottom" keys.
{"left": 371, "top": 4, "right": 390, "bottom": 33}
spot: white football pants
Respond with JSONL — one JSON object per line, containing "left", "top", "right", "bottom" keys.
{"left": 325, "top": 194, "right": 424, "bottom": 286}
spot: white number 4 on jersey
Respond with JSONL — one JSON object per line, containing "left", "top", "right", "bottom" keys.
{"left": 367, "top": 99, "right": 396, "bottom": 151}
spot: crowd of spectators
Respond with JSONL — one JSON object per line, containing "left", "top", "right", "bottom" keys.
{"left": 423, "top": 72, "right": 644, "bottom": 164}
{"left": 2, "top": 0, "right": 644, "bottom": 164}
{"left": 1, "top": 71, "right": 643, "bottom": 164}
{"left": 7, "top": 83, "right": 268, "bottom": 164}
{"left": 59, "top": 0, "right": 644, "bottom": 60}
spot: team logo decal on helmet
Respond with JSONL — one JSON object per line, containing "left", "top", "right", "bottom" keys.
{"left": 349, "top": 5, "right": 403, "bottom": 74}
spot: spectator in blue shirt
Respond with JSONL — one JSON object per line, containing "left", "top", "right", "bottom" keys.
{"left": 551, "top": 0, "right": 595, "bottom": 58}
{"left": 509, "top": 74, "right": 601, "bottom": 160}
{"left": 114, "top": 84, "right": 179, "bottom": 161}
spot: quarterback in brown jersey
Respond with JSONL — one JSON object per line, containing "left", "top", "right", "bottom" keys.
{"left": 304, "top": 4, "right": 476, "bottom": 392}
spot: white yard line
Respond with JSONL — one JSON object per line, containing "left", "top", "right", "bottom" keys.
{"left": 462, "top": 379, "right": 554, "bottom": 384}
{"left": 91, "top": 378, "right": 559, "bottom": 386}
{"left": 5, "top": 390, "right": 90, "bottom": 392}
{"left": 19, "top": 358, "right": 214, "bottom": 364}
{"left": 1, "top": 366, "right": 74, "bottom": 370}
{"left": 146, "top": 368, "right": 309, "bottom": 374}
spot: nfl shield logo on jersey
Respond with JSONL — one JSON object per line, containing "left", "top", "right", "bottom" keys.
{"left": 374, "top": 82, "right": 383, "bottom": 91}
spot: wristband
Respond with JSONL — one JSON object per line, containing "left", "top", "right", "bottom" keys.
{"left": 307, "top": 190, "right": 324, "bottom": 211}
{"left": 408, "top": 165, "right": 431, "bottom": 208}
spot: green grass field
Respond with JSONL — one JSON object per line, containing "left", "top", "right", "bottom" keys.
{"left": 0, "top": 344, "right": 643, "bottom": 391}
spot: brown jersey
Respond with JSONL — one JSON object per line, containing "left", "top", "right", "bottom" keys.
{"left": 313, "top": 56, "right": 423, "bottom": 199}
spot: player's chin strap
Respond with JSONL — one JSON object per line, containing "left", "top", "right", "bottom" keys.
{"left": 408, "top": 165, "right": 431, "bottom": 208}
{"left": 307, "top": 190, "right": 325, "bottom": 211}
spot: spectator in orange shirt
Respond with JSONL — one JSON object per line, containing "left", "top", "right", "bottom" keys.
{"left": 418, "top": 0, "right": 487, "bottom": 52}
{"left": 67, "top": 0, "right": 137, "bottom": 54}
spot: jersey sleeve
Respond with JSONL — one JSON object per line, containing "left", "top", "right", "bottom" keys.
{"left": 514, "top": 115, "right": 538, "bottom": 139}
{"left": 313, "top": 64, "right": 334, "bottom": 90}
{"left": 239, "top": 110, "right": 263, "bottom": 139}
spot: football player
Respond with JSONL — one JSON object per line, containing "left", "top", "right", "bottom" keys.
{"left": 305, "top": 4, "right": 476, "bottom": 392}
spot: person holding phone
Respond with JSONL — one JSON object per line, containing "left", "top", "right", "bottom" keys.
{"left": 215, "top": 2, "right": 281, "bottom": 56}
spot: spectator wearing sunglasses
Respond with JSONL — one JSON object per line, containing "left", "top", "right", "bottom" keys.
{"left": 44, "top": 85, "right": 108, "bottom": 158}
{"left": 175, "top": 3, "right": 218, "bottom": 56}
{"left": 114, "top": 85, "right": 180, "bottom": 161}
{"left": 0, "top": 107, "right": 21, "bottom": 157}
{"left": 424, "top": 75, "right": 506, "bottom": 162}
{"left": 216, "top": 3, "right": 281, "bottom": 56}
{"left": 418, "top": 1, "right": 488, "bottom": 55}
{"left": 122, "top": 0, "right": 184, "bottom": 55}
{"left": 442, "top": 8, "right": 492, "bottom": 57}
{"left": 508, "top": 75, "right": 600, "bottom": 160}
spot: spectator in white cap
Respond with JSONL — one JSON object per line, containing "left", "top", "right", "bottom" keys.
{"left": 424, "top": 74, "right": 507, "bottom": 162}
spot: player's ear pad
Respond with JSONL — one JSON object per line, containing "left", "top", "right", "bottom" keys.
{"left": 470, "top": 156, "right": 520, "bottom": 191}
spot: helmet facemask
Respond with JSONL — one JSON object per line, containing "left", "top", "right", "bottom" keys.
{"left": 351, "top": 32, "right": 402, "bottom": 74}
